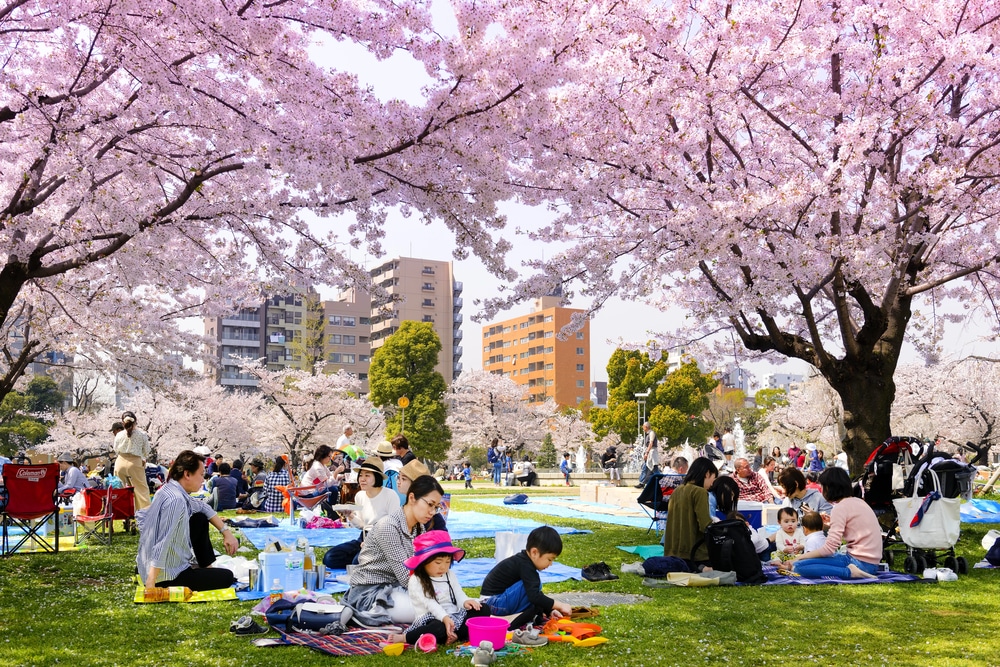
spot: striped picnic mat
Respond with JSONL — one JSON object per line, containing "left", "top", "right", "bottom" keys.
{"left": 270, "top": 629, "right": 387, "bottom": 656}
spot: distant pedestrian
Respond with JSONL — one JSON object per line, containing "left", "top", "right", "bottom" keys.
{"left": 463, "top": 462, "right": 473, "bottom": 489}
{"left": 560, "top": 453, "right": 572, "bottom": 486}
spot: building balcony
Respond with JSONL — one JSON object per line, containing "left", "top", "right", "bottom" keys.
{"left": 220, "top": 337, "right": 260, "bottom": 347}
{"left": 453, "top": 313, "right": 463, "bottom": 324}
{"left": 453, "top": 297, "right": 463, "bottom": 309}
{"left": 453, "top": 345, "right": 463, "bottom": 357}
{"left": 453, "top": 330, "right": 463, "bottom": 341}
{"left": 453, "top": 281, "right": 463, "bottom": 294}
{"left": 221, "top": 315, "right": 261, "bottom": 326}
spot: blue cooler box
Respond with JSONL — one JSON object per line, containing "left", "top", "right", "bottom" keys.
{"left": 716, "top": 501, "right": 764, "bottom": 529}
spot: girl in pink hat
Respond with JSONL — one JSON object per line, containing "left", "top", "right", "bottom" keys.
{"left": 387, "top": 530, "right": 492, "bottom": 648}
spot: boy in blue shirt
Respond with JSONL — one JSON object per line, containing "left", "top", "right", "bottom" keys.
{"left": 463, "top": 461, "right": 473, "bottom": 489}
{"left": 560, "top": 453, "right": 572, "bottom": 486}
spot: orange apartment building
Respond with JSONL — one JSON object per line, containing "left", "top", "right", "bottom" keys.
{"left": 481, "top": 296, "right": 590, "bottom": 408}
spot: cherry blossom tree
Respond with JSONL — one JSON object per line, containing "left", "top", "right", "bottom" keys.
{"left": 238, "top": 359, "right": 380, "bottom": 471}
{"left": 892, "top": 357, "right": 1000, "bottom": 460}
{"left": 0, "top": 0, "right": 524, "bottom": 404}
{"left": 463, "top": 0, "right": 1000, "bottom": 471}
{"left": 446, "top": 370, "right": 547, "bottom": 459}
{"left": 761, "top": 374, "right": 846, "bottom": 454}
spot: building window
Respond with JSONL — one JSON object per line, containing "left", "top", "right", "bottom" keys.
{"left": 545, "top": 346, "right": 553, "bottom": 354}
{"left": 422, "top": 283, "right": 435, "bottom": 291}
{"left": 330, "top": 334, "right": 341, "bottom": 344}
{"left": 328, "top": 315, "right": 341, "bottom": 326}
{"left": 545, "top": 331, "right": 553, "bottom": 338}
{"left": 576, "top": 331, "right": 585, "bottom": 339}
{"left": 422, "top": 266, "right": 435, "bottom": 275}
{"left": 576, "top": 380, "right": 585, "bottom": 388}
{"left": 343, "top": 316, "right": 356, "bottom": 326}
{"left": 576, "top": 347, "right": 585, "bottom": 355}
{"left": 343, "top": 335, "right": 356, "bottom": 345}
{"left": 329, "top": 353, "right": 341, "bottom": 363}
{"left": 576, "top": 364, "right": 585, "bottom": 371}
{"left": 360, "top": 354, "right": 370, "bottom": 363}
{"left": 359, "top": 373, "right": 368, "bottom": 381}
{"left": 422, "top": 315, "right": 434, "bottom": 322}
{"left": 343, "top": 354, "right": 355, "bottom": 364}
{"left": 545, "top": 363, "right": 553, "bottom": 370}
{"left": 422, "top": 299, "right": 434, "bottom": 307}
{"left": 544, "top": 315, "right": 553, "bottom": 322}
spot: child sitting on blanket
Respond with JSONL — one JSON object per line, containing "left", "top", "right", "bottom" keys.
{"left": 769, "top": 507, "right": 805, "bottom": 564}
{"left": 480, "top": 526, "right": 573, "bottom": 629}
{"left": 801, "top": 511, "right": 826, "bottom": 553}
{"left": 387, "top": 531, "right": 492, "bottom": 646}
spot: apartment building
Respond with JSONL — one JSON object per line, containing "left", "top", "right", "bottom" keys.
{"left": 323, "top": 289, "right": 372, "bottom": 392}
{"left": 481, "top": 295, "right": 590, "bottom": 408}
{"left": 369, "top": 257, "right": 463, "bottom": 381}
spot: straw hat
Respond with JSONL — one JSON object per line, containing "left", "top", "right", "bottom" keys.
{"left": 375, "top": 440, "right": 394, "bottom": 458}
{"left": 357, "top": 457, "right": 385, "bottom": 481}
{"left": 400, "top": 459, "right": 430, "bottom": 482}
{"left": 403, "top": 530, "right": 465, "bottom": 571}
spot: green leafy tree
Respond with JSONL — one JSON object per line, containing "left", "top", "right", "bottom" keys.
{"left": 537, "top": 432, "right": 557, "bottom": 468}
{"left": 589, "top": 350, "right": 717, "bottom": 446}
{"left": 368, "top": 321, "right": 451, "bottom": 461}
{"left": 0, "top": 376, "right": 65, "bottom": 457}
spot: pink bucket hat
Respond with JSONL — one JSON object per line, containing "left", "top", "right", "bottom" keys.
{"left": 403, "top": 530, "right": 465, "bottom": 572}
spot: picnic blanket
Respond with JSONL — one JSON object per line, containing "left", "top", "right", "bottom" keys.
{"left": 466, "top": 496, "right": 650, "bottom": 528}
{"left": 258, "top": 629, "right": 387, "bottom": 656}
{"left": 239, "top": 511, "right": 589, "bottom": 550}
{"left": 617, "top": 544, "right": 663, "bottom": 559}
{"left": 961, "top": 499, "right": 1000, "bottom": 523}
{"left": 761, "top": 564, "right": 925, "bottom": 585}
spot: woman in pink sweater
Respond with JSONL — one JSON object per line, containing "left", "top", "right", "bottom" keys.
{"left": 790, "top": 467, "right": 881, "bottom": 579}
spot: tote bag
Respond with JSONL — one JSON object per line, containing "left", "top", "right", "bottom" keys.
{"left": 893, "top": 469, "right": 961, "bottom": 550}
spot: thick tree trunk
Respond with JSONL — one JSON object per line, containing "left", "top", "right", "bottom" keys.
{"left": 826, "top": 361, "right": 896, "bottom": 476}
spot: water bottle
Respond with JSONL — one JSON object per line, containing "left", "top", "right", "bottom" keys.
{"left": 269, "top": 578, "right": 283, "bottom": 604}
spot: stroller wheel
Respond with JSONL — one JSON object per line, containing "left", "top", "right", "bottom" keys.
{"left": 956, "top": 557, "right": 968, "bottom": 575}
{"left": 903, "top": 555, "right": 918, "bottom": 574}
{"left": 924, "top": 552, "right": 937, "bottom": 568}
{"left": 943, "top": 555, "right": 957, "bottom": 572}
{"left": 915, "top": 554, "right": 928, "bottom": 572}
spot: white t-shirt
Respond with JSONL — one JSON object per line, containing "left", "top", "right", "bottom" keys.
{"left": 772, "top": 527, "right": 806, "bottom": 557}
{"left": 803, "top": 531, "right": 826, "bottom": 553}
{"left": 408, "top": 569, "right": 469, "bottom": 620}
{"left": 336, "top": 433, "right": 351, "bottom": 450}
{"left": 352, "top": 487, "right": 401, "bottom": 530}
{"left": 301, "top": 460, "right": 332, "bottom": 489}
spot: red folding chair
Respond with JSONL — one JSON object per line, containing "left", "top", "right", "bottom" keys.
{"left": 1, "top": 463, "right": 60, "bottom": 556}
{"left": 75, "top": 486, "right": 114, "bottom": 546}
{"left": 84, "top": 486, "right": 136, "bottom": 535}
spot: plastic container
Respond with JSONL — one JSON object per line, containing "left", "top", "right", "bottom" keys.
{"left": 466, "top": 616, "right": 509, "bottom": 649}
{"left": 736, "top": 501, "right": 764, "bottom": 529}
{"left": 269, "top": 578, "right": 283, "bottom": 604}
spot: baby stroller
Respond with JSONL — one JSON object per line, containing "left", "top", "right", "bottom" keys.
{"left": 892, "top": 455, "right": 975, "bottom": 575}
{"left": 854, "top": 436, "right": 921, "bottom": 536}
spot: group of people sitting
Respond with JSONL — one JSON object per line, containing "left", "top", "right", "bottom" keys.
{"left": 138, "top": 443, "right": 571, "bottom": 644}
{"left": 661, "top": 456, "right": 881, "bottom": 579}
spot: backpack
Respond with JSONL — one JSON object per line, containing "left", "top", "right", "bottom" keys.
{"left": 695, "top": 518, "right": 767, "bottom": 584}
{"left": 503, "top": 493, "right": 529, "bottom": 505}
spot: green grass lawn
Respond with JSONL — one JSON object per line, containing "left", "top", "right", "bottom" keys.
{"left": 3, "top": 494, "right": 1000, "bottom": 667}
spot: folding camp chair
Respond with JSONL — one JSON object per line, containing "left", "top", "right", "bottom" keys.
{"left": 279, "top": 485, "right": 329, "bottom": 521}
{"left": 637, "top": 473, "right": 685, "bottom": 535}
{"left": 75, "top": 486, "right": 114, "bottom": 547}
{"left": 1, "top": 463, "right": 60, "bottom": 556}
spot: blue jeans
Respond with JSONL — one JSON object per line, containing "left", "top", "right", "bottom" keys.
{"left": 481, "top": 581, "right": 531, "bottom": 616}
{"left": 793, "top": 553, "right": 879, "bottom": 578}
{"left": 493, "top": 463, "right": 502, "bottom": 485}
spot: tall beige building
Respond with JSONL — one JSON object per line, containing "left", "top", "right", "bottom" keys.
{"left": 323, "top": 289, "right": 373, "bottom": 392}
{"left": 369, "top": 257, "right": 463, "bottom": 381}
{"left": 481, "top": 295, "right": 590, "bottom": 408}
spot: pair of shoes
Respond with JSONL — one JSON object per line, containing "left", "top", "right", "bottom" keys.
{"left": 511, "top": 623, "right": 548, "bottom": 646}
{"left": 472, "top": 640, "right": 496, "bottom": 666}
{"left": 923, "top": 567, "right": 958, "bottom": 581}
{"left": 229, "top": 615, "right": 268, "bottom": 635}
{"left": 620, "top": 562, "right": 646, "bottom": 576}
{"left": 634, "top": 483, "right": 644, "bottom": 488}
{"left": 581, "top": 562, "right": 619, "bottom": 582}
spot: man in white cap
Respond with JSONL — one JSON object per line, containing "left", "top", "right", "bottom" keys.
{"left": 114, "top": 411, "right": 152, "bottom": 510}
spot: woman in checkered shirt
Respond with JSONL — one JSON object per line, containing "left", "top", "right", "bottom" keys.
{"left": 262, "top": 456, "right": 290, "bottom": 513}
{"left": 342, "top": 475, "right": 445, "bottom": 627}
